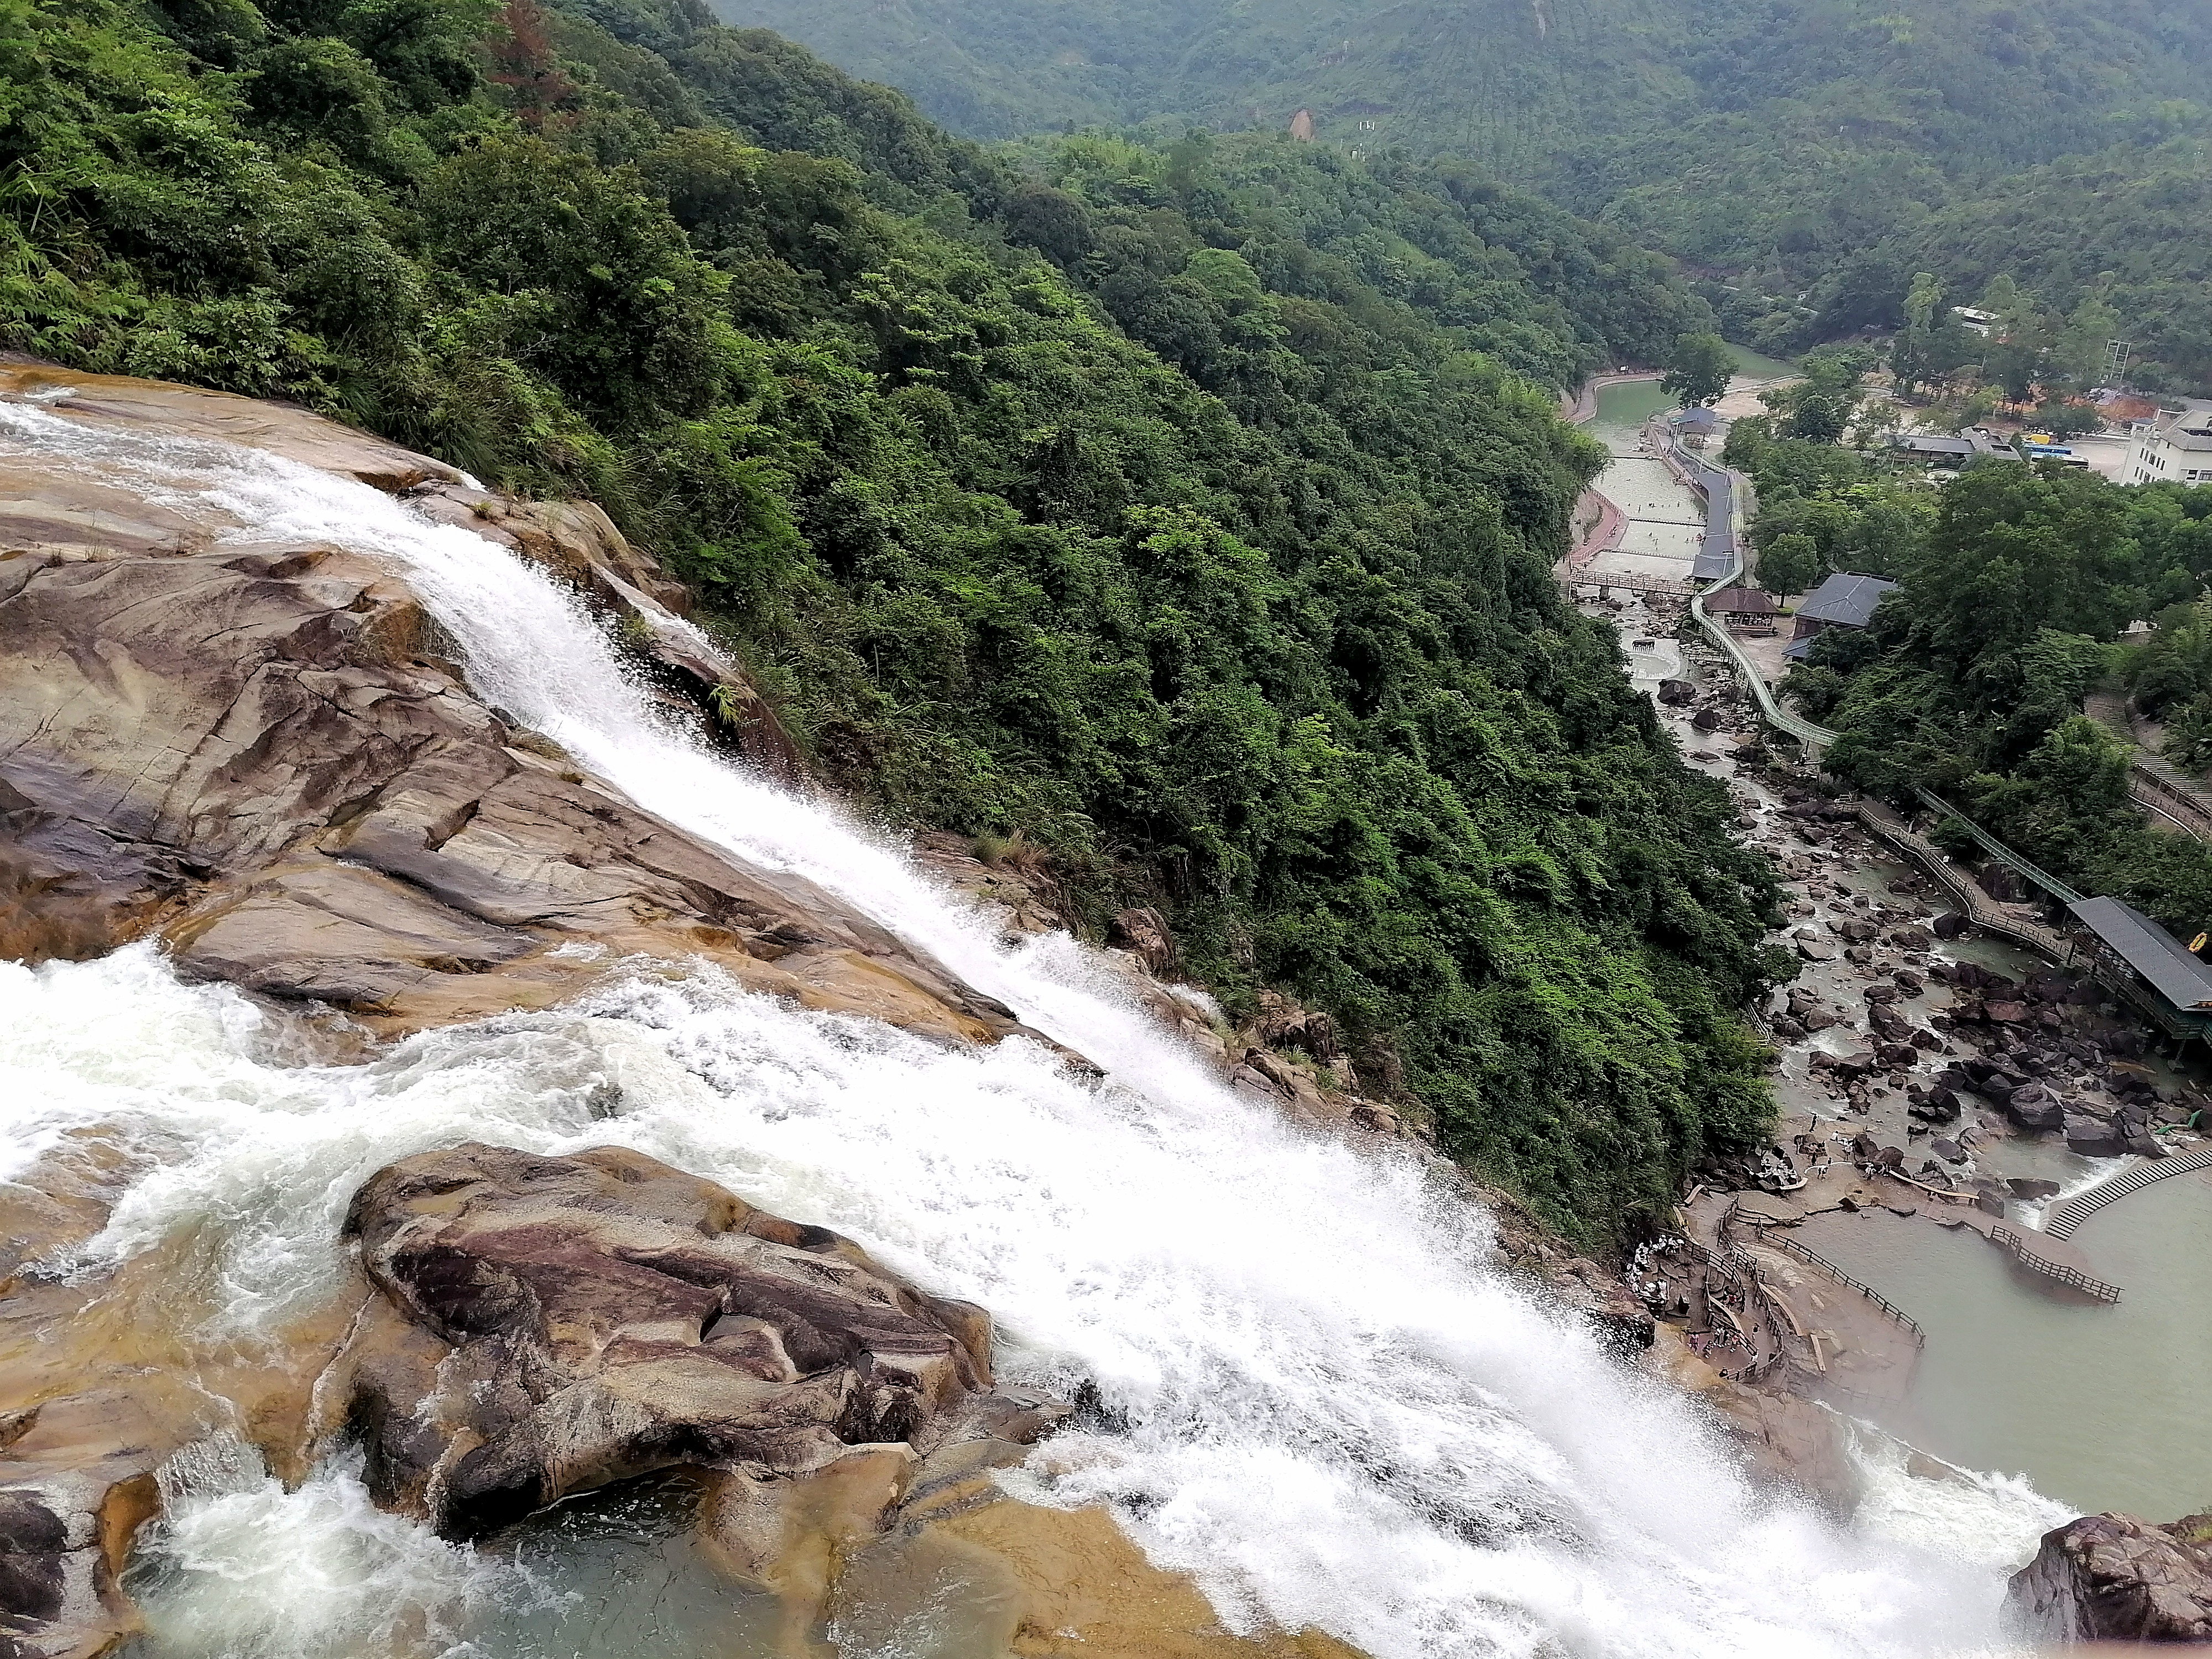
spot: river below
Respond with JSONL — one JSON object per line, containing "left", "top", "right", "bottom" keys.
{"left": 1802, "top": 1174, "right": 2212, "bottom": 1519}
{"left": 1587, "top": 581, "right": 2212, "bottom": 1530}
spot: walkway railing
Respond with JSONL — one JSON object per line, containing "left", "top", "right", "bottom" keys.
{"left": 2043, "top": 1147, "right": 2212, "bottom": 1239}
{"left": 1850, "top": 801, "right": 2070, "bottom": 962}
{"left": 1911, "top": 787, "right": 2082, "bottom": 904}
{"left": 1651, "top": 419, "right": 1839, "bottom": 753}
{"left": 2083, "top": 691, "right": 2212, "bottom": 840}
{"left": 1672, "top": 1204, "right": 1790, "bottom": 1381}
{"left": 1988, "top": 1223, "right": 2124, "bottom": 1302}
{"left": 1741, "top": 1220, "right": 1926, "bottom": 1346}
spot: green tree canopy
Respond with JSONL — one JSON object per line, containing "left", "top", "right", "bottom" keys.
{"left": 0, "top": 0, "right": 1787, "bottom": 1243}
{"left": 1662, "top": 330, "right": 1733, "bottom": 407}
{"left": 1758, "top": 532, "right": 1820, "bottom": 601}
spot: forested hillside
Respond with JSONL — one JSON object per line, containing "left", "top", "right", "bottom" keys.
{"left": 1877, "top": 135, "right": 2212, "bottom": 394}
{"left": 1777, "top": 462, "right": 2212, "bottom": 931}
{"left": 718, "top": 0, "right": 2212, "bottom": 390}
{"left": 1, "top": 0, "right": 1778, "bottom": 1239}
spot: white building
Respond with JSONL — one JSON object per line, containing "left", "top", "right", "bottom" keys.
{"left": 2125, "top": 403, "right": 2212, "bottom": 486}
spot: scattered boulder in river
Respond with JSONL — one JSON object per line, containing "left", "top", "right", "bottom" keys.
{"left": 335, "top": 1142, "right": 1057, "bottom": 1541}
{"left": 1657, "top": 679, "right": 1694, "bottom": 706}
{"left": 1690, "top": 706, "right": 1723, "bottom": 732}
{"left": 2004, "top": 1086, "right": 2067, "bottom": 1134}
{"left": 2008, "top": 1511, "right": 2212, "bottom": 1642}
{"left": 1908, "top": 1088, "right": 1962, "bottom": 1124}
{"left": 2062, "top": 1110, "right": 2131, "bottom": 1159}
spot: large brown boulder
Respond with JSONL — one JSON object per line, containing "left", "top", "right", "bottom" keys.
{"left": 331, "top": 1142, "right": 1046, "bottom": 1541}
{"left": 2007, "top": 1511, "right": 2212, "bottom": 1642}
{"left": 0, "top": 370, "right": 1019, "bottom": 1047}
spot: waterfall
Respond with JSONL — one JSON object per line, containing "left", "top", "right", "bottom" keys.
{"left": 0, "top": 404, "right": 2063, "bottom": 1658}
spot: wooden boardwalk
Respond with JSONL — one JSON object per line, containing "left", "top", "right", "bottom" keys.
{"left": 1987, "top": 1222, "right": 2124, "bottom": 1302}
{"left": 1562, "top": 572, "right": 1695, "bottom": 598}
{"left": 2043, "top": 1147, "right": 2212, "bottom": 1240}
{"left": 2082, "top": 690, "right": 2212, "bottom": 839}
{"left": 1850, "top": 800, "right": 2071, "bottom": 962}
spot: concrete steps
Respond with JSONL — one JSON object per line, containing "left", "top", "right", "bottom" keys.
{"left": 2044, "top": 1148, "right": 2212, "bottom": 1240}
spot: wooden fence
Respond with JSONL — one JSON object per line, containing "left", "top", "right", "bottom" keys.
{"left": 1987, "top": 1223, "right": 2123, "bottom": 1302}
{"left": 1742, "top": 1220, "right": 1926, "bottom": 1347}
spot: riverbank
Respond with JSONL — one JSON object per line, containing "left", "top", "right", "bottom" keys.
{"left": 1590, "top": 586, "right": 2212, "bottom": 1522}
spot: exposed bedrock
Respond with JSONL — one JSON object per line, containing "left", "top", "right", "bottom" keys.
{"left": 332, "top": 1142, "right": 1052, "bottom": 1543}
{"left": 2007, "top": 1510, "right": 2212, "bottom": 1642}
{"left": 0, "top": 366, "right": 1392, "bottom": 1659}
{"left": 329, "top": 1142, "right": 1373, "bottom": 1658}
{"left": 0, "top": 363, "right": 1014, "bottom": 1047}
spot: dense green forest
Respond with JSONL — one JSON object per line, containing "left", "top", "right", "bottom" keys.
{"left": 1876, "top": 134, "right": 2212, "bottom": 394}
{"left": 716, "top": 0, "right": 2212, "bottom": 392}
{"left": 1770, "top": 457, "right": 2212, "bottom": 934}
{"left": 0, "top": 0, "right": 1782, "bottom": 1240}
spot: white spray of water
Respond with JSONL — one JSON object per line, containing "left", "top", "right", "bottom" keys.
{"left": 1845, "top": 1425, "right": 2071, "bottom": 1574}
{"left": 0, "top": 404, "right": 2050, "bottom": 1657}
{"left": 131, "top": 1439, "right": 507, "bottom": 1659}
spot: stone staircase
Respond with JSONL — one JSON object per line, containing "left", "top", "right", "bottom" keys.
{"left": 2043, "top": 1147, "right": 2212, "bottom": 1240}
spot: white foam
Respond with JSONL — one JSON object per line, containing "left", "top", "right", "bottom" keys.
{"left": 0, "top": 404, "right": 2059, "bottom": 1657}
{"left": 1848, "top": 1420, "right": 2073, "bottom": 1596}
{"left": 130, "top": 1439, "right": 511, "bottom": 1659}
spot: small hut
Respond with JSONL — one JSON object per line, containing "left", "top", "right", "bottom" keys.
{"left": 1704, "top": 586, "right": 1777, "bottom": 635}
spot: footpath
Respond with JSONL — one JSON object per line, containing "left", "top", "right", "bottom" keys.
{"left": 2084, "top": 690, "right": 2212, "bottom": 839}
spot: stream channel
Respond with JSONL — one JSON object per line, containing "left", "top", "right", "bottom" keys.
{"left": 1582, "top": 390, "right": 2212, "bottom": 1526}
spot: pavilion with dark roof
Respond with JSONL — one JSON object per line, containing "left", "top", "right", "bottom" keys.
{"left": 2066, "top": 896, "right": 2212, "bottom": 1042}
{"left": 1783, "top": 572, "right": 1900, "bottom": 660}
{"left": 1704, "top": 586, "right": 1777, "bottom": 633}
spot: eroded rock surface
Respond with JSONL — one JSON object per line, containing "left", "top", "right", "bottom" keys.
{"left": 0, "top": 368, "right": 1015, "bottom": 1046}
{"left": 2007, "top": 1510, "right": 2212, "bottom": 1642}
{"left": 332, "top": 1142, "right": 1045, "bottom": 1541}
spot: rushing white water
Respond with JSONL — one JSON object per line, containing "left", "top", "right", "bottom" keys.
{"left": 0, "top": 403, "right": 2059, "bottom": 1657}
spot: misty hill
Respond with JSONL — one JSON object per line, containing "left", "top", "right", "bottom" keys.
{"left": 713, "top": 0, "right": 2212, "bottom": 388}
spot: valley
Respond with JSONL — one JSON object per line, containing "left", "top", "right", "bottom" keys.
{"left": 5, "top": 0, "right": 2212, "bottom": 1652}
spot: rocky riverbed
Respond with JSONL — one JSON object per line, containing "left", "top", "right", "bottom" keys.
{"left": 1591, "top": 588, "right": 2212, "bottom": 1642}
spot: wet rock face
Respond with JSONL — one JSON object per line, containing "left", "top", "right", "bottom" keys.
{"left": 2007, "top": 1511, "right": 2212, "bottom": 1642}
{"left": 1108, "top": 905, "right": 1180, "bottom": 978}
{"left": 0, "top": 381, "right": 1019, "bottom": 1047}
{"left": 337, "top": 1143, "right": 1032, "bottom": 1541}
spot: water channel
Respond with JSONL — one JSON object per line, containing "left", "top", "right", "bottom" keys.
{"left": 1580, "top": 381, "right": 2212, "bottom": 1530}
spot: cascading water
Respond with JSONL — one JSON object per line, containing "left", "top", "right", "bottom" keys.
{"left": 0, "top": 403, "right": 2068, "bottom": 1658}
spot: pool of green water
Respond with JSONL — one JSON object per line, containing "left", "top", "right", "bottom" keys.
{"left": 1798, "top": 1173, "right": 2212, "bottom": 1519}
{"left": 1593, "top": 377, "right": 1675, "bottom": 435}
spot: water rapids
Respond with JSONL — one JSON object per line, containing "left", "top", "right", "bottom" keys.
{"left": 0, "top": 404, "right": 2067, "bottom": 1657}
